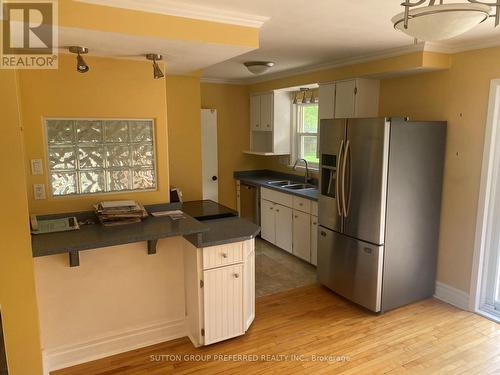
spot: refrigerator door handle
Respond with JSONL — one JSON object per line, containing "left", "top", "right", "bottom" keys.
{"left": 336, "top": 140, "right": 344, "bottom": 217}
{"left": 342, "top": 140, "right": 350, "bottom": 217}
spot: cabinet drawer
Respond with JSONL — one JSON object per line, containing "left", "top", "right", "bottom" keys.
{"left": 203, "top": 242, "right": 243, "bottom": 270}
{"left": 293, "top": 196, "right": 311, "bottom": 213}
{"left": 261, "top": 187, "right": 293, "bottom": 207}
{"left": 311, "top": 201, "right": 318, "bottom": 216}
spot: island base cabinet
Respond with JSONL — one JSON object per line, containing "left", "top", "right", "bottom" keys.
{"left": 243, "top": 240, "right": 255, "bottom": 331}
{"left": 203, "top": 264, "right": 244, "bottom": 345}
{"left": 183, "top": 239, "right": 255, "bottom": 348}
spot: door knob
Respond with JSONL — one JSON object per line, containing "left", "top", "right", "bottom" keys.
{"left": 212, "top": 176, "right": 218, "bottom": 181}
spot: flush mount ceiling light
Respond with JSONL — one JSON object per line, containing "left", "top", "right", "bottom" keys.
{"left": 68, "top": 46, "right": 89, "bottom": 73}
{"left": 146, "top": 54, "right": 164, "bottom": 79}
{"left": 244, "top": 61, "right": 275, "bottom": 75}
{"left": 392, "top": 0, "right": 499, "bottom": 42}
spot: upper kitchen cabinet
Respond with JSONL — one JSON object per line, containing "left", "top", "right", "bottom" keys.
{"left": 318, "top": 83, "right": 336, "bottom": 120}
{"left": 319, "top": 78, "right": 380, "bottom": 120}
{"left": 245, "top": 91, "right": 291, "bottom": 156}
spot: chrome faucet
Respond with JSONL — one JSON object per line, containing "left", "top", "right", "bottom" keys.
{"left": 293, "top": 158, "right": 309, "bottom": 184}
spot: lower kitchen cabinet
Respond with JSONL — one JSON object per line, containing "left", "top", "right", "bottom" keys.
{"left": 183, "top": 239, "right": 255, "bottom": 347}
{"left": 260, "top": 199, "right": 292, "bottom": 253}
{"left": 311, "top": 216, "right": 318, "bottom": 266}
{"left": 260, "top": 188, "right": 318, "bottom": 265}
{"left": 275, "top": 204, "right": 293, "bottom": 253}
{"left": 260, "top": 199, "right": 276, "bottom": 243}
{"left": 293, "top": 210, "right": 311, "bottom": 262}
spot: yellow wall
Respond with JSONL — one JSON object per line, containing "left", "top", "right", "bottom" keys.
{"left": 380, "top": 46, "right": 500, "bottom": 293}
{"left": 0, "top": 70, "right": 43, "bottom": 374}
{"left": 201, "top": 83, "right": 262, "bottom": 209}
{"left": 19, "top": 54, "right": 170, "bottom": 214}
{"left": 166, "top": 76, "right": 203, "bottom": 201}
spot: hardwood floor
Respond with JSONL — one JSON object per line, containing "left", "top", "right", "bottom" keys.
{"left": 53, "top": 284, "right": 500, "bottom": 375}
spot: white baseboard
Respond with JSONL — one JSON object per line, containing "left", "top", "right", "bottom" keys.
{"left": 43, "top": 318, "right": 186, "bottom": 375}
{"left": 434, "top": 281, "right": 470, "bottom": 311}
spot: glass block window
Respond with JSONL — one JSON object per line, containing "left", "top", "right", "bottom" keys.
{"left": 45, "top": 119, "right": 157, "bottom": 196}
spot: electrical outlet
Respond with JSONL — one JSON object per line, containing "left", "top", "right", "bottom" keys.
{"left": 33, "top": 184, "right": 46, "bottom": 200}
{"left": 31, "top": 159, "right": 43, "bottom": 175}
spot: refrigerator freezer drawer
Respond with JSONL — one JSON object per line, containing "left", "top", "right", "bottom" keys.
{"left": 317, "top": 227, "right": 384, "bottom": 312}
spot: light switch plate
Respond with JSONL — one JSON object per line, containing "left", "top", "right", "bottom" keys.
{"left": 31, "top": 159, "right": 43, "bottom": 175}
{"left": 33, "top": 184, "right": 46, "bottom": 200}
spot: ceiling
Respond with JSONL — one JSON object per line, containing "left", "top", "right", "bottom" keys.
{"left": 75, "top": 0, "right": 500, "bottom": 82}
{"left": 191, "top": 0, "right": 500, "bottom": 82}
{"left": 57, "top": 27, "right": 255, "bottom": 75}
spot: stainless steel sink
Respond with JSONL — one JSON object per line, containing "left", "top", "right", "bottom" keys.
{"left": 267, "top": 180, "right": 294, "bottom": 186}
{"left": 283, "top": 184, "right": 317, "bottom": 190}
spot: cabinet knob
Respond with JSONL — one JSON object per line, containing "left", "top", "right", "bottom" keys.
{"left": 276, "top": 209, "right": 279, "bottom": 212}
{"left": 233, "top": 273, "right": 240, "bottom": 278}
{"left": 221, "top": 253, "right": 228, "bottom": 258}
{"left": 294, "top": 215, "right": 298, "bottom": 219}
{"left": 320, "top": 231, "right": 327, "bottom": 237}
{"left": 269, "top": 207, "right": 273, "bottom": 210}
{"left": 313, "top": 222, "right": 317, "bottom": 225}
{"left": 256, "top": 124, "right": 259, "bottom": 127}
{"left": 266, "top": 124, "right": 270, "bottom": 128}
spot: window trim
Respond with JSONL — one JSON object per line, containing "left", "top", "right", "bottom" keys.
{"left": 290, "top": 103, "right": 319, "bottom": 170}
{"left": 43, "top": 117, "right": 158, "bottom": 198}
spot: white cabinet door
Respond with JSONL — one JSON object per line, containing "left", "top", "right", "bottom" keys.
{"left": 260, "top": 93, "right": 273, "bottom": 131}
{"left": 335, "top": 80, "right": 356, "bottom": 119}
{"left": 260, "top": 199, "right": 276, "bottom": 244}
{"left": 275, "top": 204, "right": 293, "bottom": 253}
{"left": 243, "top": 241, "right": 255, "bottom": 331}
{"left": 203, "top": 264, "right": 244, "bottom": 345}
{"left": 201, "top": 109, "right": 219, "bottom": 202}
{"left": 319, "top": 83, "right": 336, "bottom": 120}
{"left": 250, "top": 95, "right": 261, "bottom": 131}
{"left": 311, "top": 216, "right": 318, "bottom": 266}
{"left": 293, "top": 210, "right": 311, "bottom": 262}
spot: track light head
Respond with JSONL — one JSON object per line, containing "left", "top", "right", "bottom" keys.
{"left": 146, "top": 53, "right": 164, "bottom": 79}
{"left": 69, "top": 46, "right": 89, "bottom": 73}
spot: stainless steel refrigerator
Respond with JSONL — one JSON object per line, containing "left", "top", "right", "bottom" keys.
{"left": 317, "top": 117, "right": 446, "bottom": 312}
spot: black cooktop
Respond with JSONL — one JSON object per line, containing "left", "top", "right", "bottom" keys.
{"left": 181, "top": 200, "right": 238, "bottom": 221}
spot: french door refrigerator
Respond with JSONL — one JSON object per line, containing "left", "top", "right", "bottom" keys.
{"left": 317, "top": 117, "right": 446, "bottom": 312}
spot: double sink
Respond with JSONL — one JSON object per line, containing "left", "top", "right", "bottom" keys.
{"left": 267, "top": 180, "right": 317, "bottom": 191}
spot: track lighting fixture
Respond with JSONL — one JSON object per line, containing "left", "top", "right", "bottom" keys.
{"left": 69, "top": 46, "right": 89, "bottom": 73}
{"left": 146, "top": 54, "right": 164, "bottom": 79}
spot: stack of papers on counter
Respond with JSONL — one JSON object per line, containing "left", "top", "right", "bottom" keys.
{"left": 94, "top": 200, "right": 148, "bottom": 226}
{"left": 150, "top": 210, "right": 186, "bottom": 220}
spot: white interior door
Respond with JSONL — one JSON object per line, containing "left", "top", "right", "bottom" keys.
{"left": 201, "top": 109, "right": 218, "bottom": 202}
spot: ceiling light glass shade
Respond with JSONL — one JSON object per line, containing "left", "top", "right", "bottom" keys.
{"left": 392, "top": 3, "right": 491, "bottom": 41}
{"left": 244, "top": 61, "right": 275, "bottom": 75}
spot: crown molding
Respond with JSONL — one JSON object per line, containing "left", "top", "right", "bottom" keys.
{"left": 200, "top": 77, "right": 246, "bottom": 85}
{"left": 75, "top": 0, "right": 269, "bottom": 28}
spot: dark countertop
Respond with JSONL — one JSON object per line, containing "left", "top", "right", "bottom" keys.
{"left": 234, "top": 170, "right": 319, "bottom": 201}
{"left": 31, "top": 201, "right": 259, "bottom": 265}
{"left": 32, "top": 204, "right": 209, "bottom": 257}
{"left": 184, "top": 216, "right": 260, "bottom": 248}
